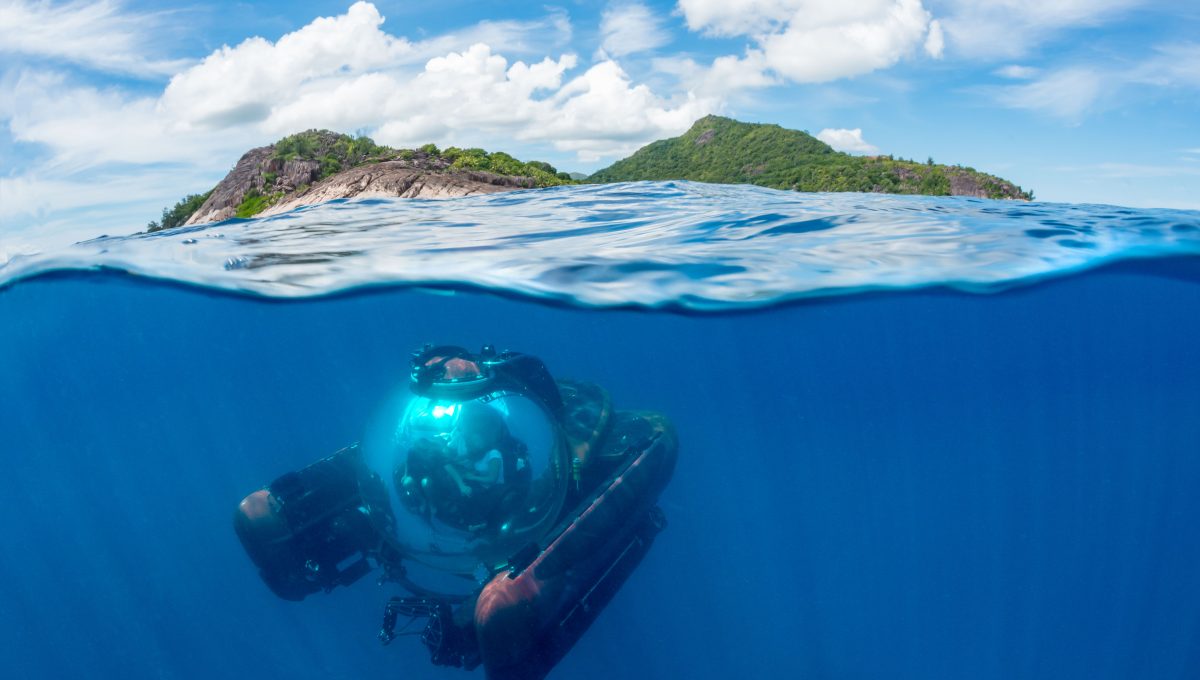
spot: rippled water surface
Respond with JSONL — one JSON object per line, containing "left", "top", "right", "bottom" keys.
{"left": 4, "top": 181, "right": 1199, "bottom": 308}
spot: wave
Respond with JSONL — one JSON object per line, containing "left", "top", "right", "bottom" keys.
{"left": 3, "top": 181, "right": 1199, "bottom": 310}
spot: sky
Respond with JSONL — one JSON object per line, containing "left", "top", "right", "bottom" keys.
{"left": 1, "top": 0, "right": 1199, "bottom": 248}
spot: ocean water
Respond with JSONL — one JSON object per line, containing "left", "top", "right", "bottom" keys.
{"left": 2, "top": 181, "right": 1199, "bottom": 679}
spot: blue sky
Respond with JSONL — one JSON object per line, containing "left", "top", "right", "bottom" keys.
{"left": 1, "top": 0, "right": 1199, "bottom": 249}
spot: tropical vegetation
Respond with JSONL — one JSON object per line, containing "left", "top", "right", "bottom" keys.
{"left": 587, "top": 115, "right": 1032, "bottom": 200}
{"left": 146, "top": 191, "right": 213, "bottom": 232}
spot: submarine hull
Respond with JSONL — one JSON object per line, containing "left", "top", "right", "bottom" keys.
{"left": 474, "top": 412, "right": 678, "bottom": 680}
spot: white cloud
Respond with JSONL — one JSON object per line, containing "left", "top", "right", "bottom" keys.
{"left": 0, "top": 0, "right": 189, "bottom": 77}
{"left": 651, "top": 50, "right": 777, "bottom": 98}
{"left": 151, "top": 2, "right": 707, "bottom": 156}
{"left": 0, "top": 68, "right": 260, "bottom": 244}
{"left": 1128, "top": 43, "right": 1200, "bottom": 89}
{"left": 817, "top": 128, "right": 880, "bottom": 154}
{"left": 994, "top": 64, "right": 1040, "bottom": 79}
{"left": 6, "top": 69, "right": 255, "bottom": 173}
{"left": 367, "top": 45, "right": 583, "bottom": 146}
{"left": 704, "top": 51, "right": 779, "bottom": 91}
{"left": 599, "top": 2, "right": 670, "bottom": 58}
{"left": 677, "top": 0, "right": 941, "bottom": 84}
{"left": 761, "top": 1, "right": 935, "bottom": 83}
{"left": 525, "top": 60, "right": 715, "bottom": 161}
{"left": 160, "top": 2, "right": 414, "bottom": 129}
{"left": 405, "top": 11, "right": 573, "bottom": 62}
{"left": 258, "top": 43, "right": 714, "bottom": 161}
{"left": 993, "top": 67, "right": 1102, "bottom": 120}
{"left": 992, "top": 43, "right": 1200, "bottom": 120}
{"left": 677, "top": 0, "right": 796, "bottom": 36}
{"left": 0, "top": 164, "right": 225, "bottom": 250}
{"left": 924, "top": 19, "right": 944, "bottom": 58}
{"left": 1, "top": 171, "right": 194, "bottom": 224}
{"left": 935, "top": 0, "right": 1147, "bottom": 59}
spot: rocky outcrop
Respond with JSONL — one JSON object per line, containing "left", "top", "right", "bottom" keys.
{"left": 945, "top": 168, "right": 1022, "bottom": 200}
{"left": 182, "top": 135, "right": 545, "bottom": 226}
{"left": 184, "top": 146, "right": 274, "bottom": 225}
{"left": 185, "top": 147, "right": 333, "bottom": 225}
{"left": 258, "top": 162, "right": 536, "bottom": 217}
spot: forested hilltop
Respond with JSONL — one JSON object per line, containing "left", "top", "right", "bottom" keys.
{"left": 587, "top": 116, "right": 1032, "bottom": 200}
{"left": 148, "top": 130, "right": 573, "bottom": 230}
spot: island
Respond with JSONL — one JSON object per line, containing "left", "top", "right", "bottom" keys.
{"left": 149, "top": 116, "right": 1030, "bottom": 231}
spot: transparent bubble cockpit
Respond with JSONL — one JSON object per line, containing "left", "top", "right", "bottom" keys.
{"left": 370, "top": 389, "right": 567, "bottom": 576}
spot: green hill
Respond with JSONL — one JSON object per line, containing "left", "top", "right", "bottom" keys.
{"left": 147, "top": 130, "right": 575, "bottom": 231}
{"left": 587, "top": 115, "right": 1031, "bottom": 200}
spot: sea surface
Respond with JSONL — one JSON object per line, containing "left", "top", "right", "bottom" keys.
{"left": 2, "top": 181, "right": 1199, "bottom": 679}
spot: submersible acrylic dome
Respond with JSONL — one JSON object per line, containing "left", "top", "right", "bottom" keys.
{"left": 377, "top": 390, "right": 566, "bottom": 574}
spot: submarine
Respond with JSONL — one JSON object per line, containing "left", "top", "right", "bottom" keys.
{"left": 233, "top": 344, "right": 678, "bottom": 679}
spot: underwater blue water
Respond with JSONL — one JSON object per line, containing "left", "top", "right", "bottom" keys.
{"left": 2, "top": 181, "right": 1200, "bottom": 679}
